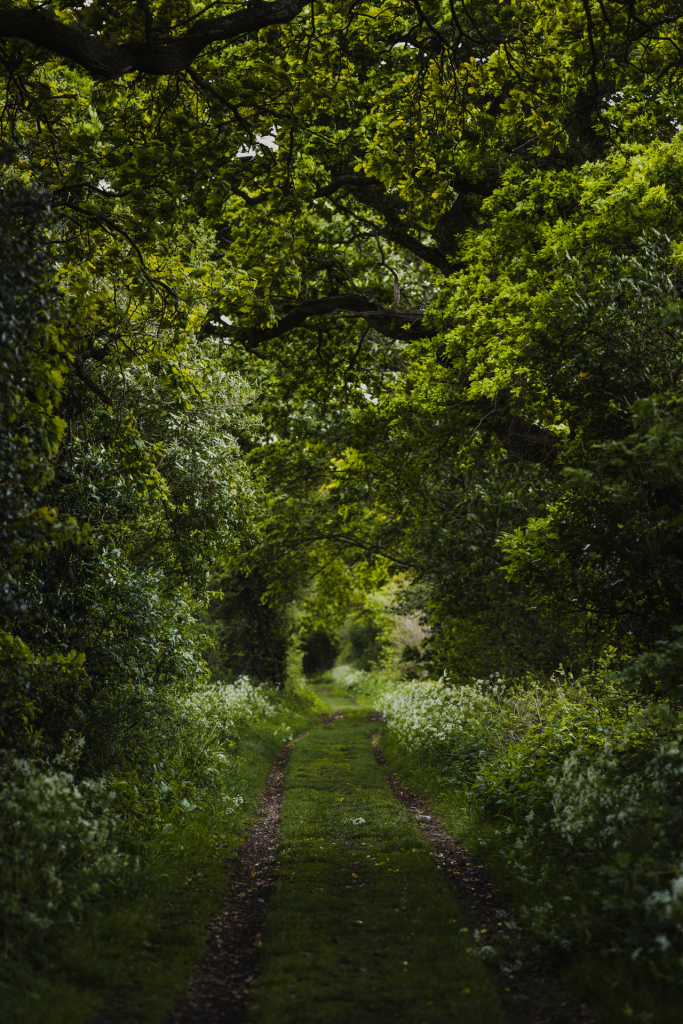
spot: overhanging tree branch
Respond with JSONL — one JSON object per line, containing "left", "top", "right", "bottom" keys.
{"left": 0, "top": 0, "right": 309, "bottom": 78}
{"left": 223, "top": 172, "right": 380, "bottom": 207}
{"left": 73, "top": 347, "right": 113, "bottom": 406}
{"left": 204, "top": 293, "right": 441, "bottom": 344}
{"left": 243, "top": 294, "right": 439, "bottom": 343}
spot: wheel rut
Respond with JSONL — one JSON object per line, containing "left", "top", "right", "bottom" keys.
{"left": 371, "top": 733, "right": 599, "bottom": 1024}
{"left": 166, "top": 738, "right": 296, "bottom": 1024}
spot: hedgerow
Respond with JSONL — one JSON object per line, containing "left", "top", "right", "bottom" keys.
{"left": 379, "top": 676, "right": 683, "bottom": 969}
{"left": 0, "top": 678, "right": 320, "bottom": 967}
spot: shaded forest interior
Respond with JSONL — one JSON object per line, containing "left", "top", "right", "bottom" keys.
{"left": 2, "top": 0, "right": 683, "bottom": 1020}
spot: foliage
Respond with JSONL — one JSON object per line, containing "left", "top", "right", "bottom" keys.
{"left": 380, "top": 676, "right": 683, "bottom": 970}
{"left": 0, "top": 185, "right": 72, "bottom": 585}
{"left": 4, "top": 0, "right": 683, "bottom": 1013}
{"left": 0, "top": 677, "right": 321, "bottom": 973}
{"left": 0, "top": 185, "right": 81, "bottom": 747}
{"left": 0, "top": 741, "right": 129, "bottom": 960}
{"left": 5, "top": 0, "right": 683, "bottom": 682}
{"left": 0, "top": 180, "right": 258, "bottom": 764}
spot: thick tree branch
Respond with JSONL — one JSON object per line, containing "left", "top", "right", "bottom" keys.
{"left": 205, "top": 293, "right": 440, "bottom": 345}
{"left": 339, "top": 174, "right": 495, "bottom": 272}
{"left": 313, "top": 174, "right": 378, "bottom": 199}
{"left": 218, "top": 162, "right": 490, "bottom": 273}
{"left": 313, "top": 531, "right": 423, "bottom": 571}
{"left": 73, "top": 349, "right": 113, "bottom": 406}
{"left": 185, "top": 66, "right": 255, "bottom": 134}
{"left": 256, "top": 294, "right": 437, "bottom": 343}
{"left": 0, "top": 1, "right": 309, "bottom": 78}
{"left": 223, "top": 172, "right": 379, "bottom": 207}
{"left": 333, "top": 182, "right": 463, "bottom": 276}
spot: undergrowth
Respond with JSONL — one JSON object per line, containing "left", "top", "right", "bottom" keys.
{"left": 321, "top": 664, "right": 396, "bottom": 703}
{"left": 1, "top": 679, "right": 322, "bottom": 1023}
{"left": 378, "top": 675, "right": 683, "bottom": 1024}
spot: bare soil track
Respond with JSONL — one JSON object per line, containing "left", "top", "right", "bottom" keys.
{"left": 371, "top": 736, "right": 599, "bottom": 1024}
{"left": 166, "top": 740, "right": 295, "bottom": 1024}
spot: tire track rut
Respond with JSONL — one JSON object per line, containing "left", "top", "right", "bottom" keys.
{"left": 371, "top": 732, "right": 599, "bottom": 1024}
{"left": 167, "top": 738, "right": 296, "bottom": 1024}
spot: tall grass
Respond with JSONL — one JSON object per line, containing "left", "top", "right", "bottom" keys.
{"left": 378, "top": 674, "right": 683, "bottom": 1023}
{"left": 1, "top": 679, "right": 323, "bottom": 1023}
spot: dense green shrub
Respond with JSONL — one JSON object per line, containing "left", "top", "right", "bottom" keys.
{"left": 380, "top": 677, "right": 683, "bottom": 966}
{"left": 0, "top": 741, "right": 129, "bottom": 960}
{"left": 0, "top": 678, "right": 321, "bottom": 966}
{"left": 0, "top": 185, "right": 81, "bottom": 749}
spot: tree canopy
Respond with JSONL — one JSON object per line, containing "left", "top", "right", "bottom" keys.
{"left": 3, "top": 0, "right": 683, "bottom": 766}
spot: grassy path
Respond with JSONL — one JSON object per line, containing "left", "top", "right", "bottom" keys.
{"left": 248, "top": 711, "right": 504, "bottom": 1024}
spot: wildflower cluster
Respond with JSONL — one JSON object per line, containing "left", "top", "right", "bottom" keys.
{"left": 379, "top": 677, "right": 501, "bottom": 750}
{"left": 0, "top": 678, "right": 320, "bottom": 962}
{"left": 380, "top": 675, "right": 683, "bottom": 965}
{"left": 177, "top": 676, "right": 304, "bottom": 744}
{"left": 0, "top": 744, "right": 129, "bottom": 957}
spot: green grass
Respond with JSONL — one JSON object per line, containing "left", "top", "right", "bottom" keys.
{"left": 249, "top": 712, "right": 504, "bottom": 1024}
{"left": 380, "top": 728, "right": 683, "bottom": 1024}
{"left": 4, "top": 725, "right": 316, "bottom": 1024}
{"left": 305, "top": 679, "right": 373, "bottom": 712}
{"left": 19, "top": 671, "right": 679, "bottom": 1024}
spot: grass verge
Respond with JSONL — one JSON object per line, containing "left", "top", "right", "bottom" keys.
{"left": 249, "top": 712, "right": 504, "bottom": 1024}
{"left": 380, "top": 728, "right": 682, "bottom": 1024}
{"left": 4, "top": 721, "right": 319, "bottom": 1024}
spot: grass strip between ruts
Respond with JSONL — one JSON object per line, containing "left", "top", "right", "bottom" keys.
{"left": 249, "top": 712, "right": 504, "bottom": 1024}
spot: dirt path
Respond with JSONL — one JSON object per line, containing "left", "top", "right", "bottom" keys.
{"left": 167, "top": 711, "right": 598, "bottom": 1024}
{"left": 166, "top": 740, "right": 295, "bottom": 1024}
